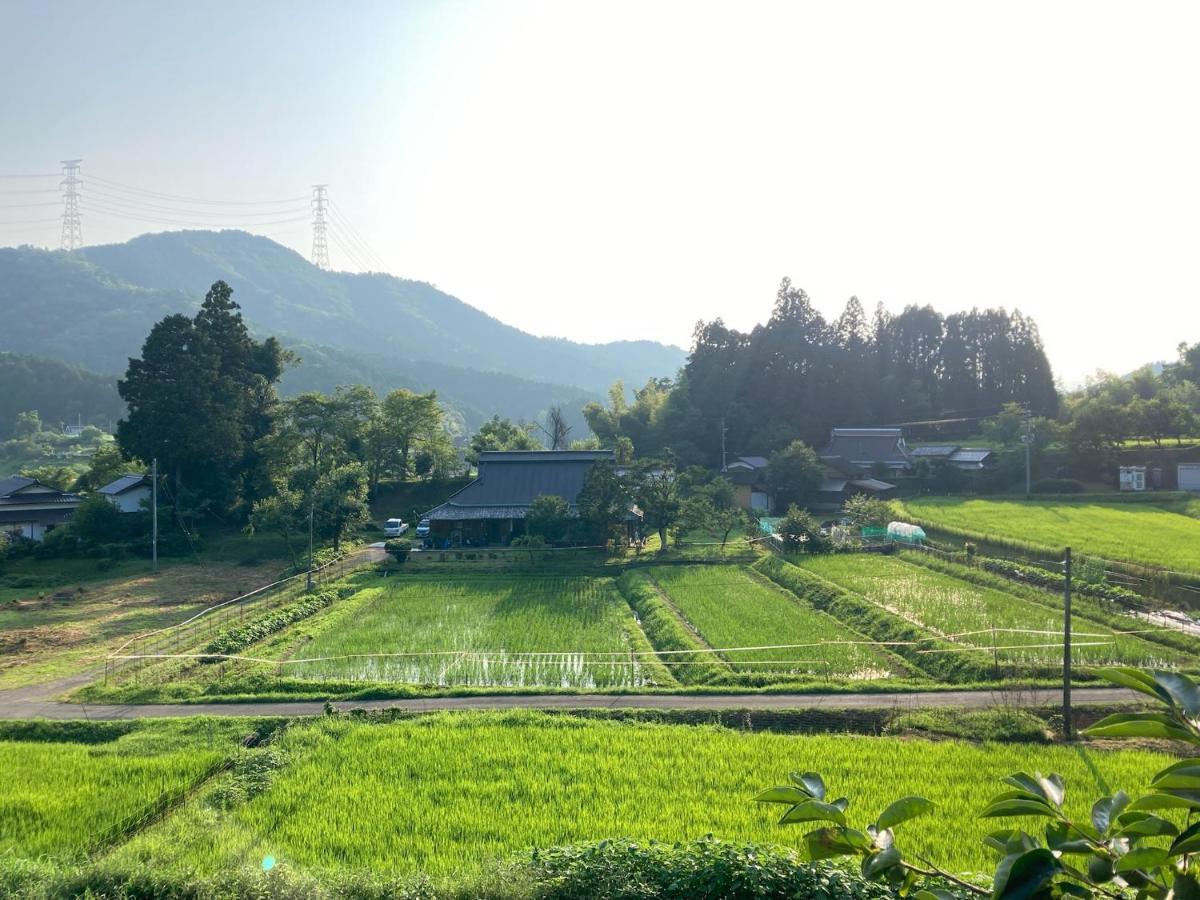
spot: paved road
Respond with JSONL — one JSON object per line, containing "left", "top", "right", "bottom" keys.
{"left": 0, "top": 686, "right": 1138, "bottom": 721}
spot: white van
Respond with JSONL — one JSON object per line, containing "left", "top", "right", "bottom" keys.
{"left": 383, "top": 518, "right": 408, "bottom": 537}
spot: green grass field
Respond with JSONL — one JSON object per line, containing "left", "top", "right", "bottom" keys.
{"left": 110, "top": 712, "right": 1173, "bottom": 877}
{"left": 279, "top": 574, "right": 655, "bottom": 688}
{"left": 899, "top": 497, "right": 1200, "bottom": 574}
{"left": 791, "top": 554, "right": 1189, "bottom": 669}
{"left": 649, "top": 566, "right": 900, "bottom": 679}
{"left": 0, "top": 720, "right": 250, "bottom": 859}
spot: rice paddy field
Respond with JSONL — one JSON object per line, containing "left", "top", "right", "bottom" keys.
{"left": 278, "top": 574, "right": 655, "bottom": 688}
{"left": 0, "top": 720, "right": 250, "bottom": 860}
{"left": 109, "top": 712, "right": 1175, "bottom": 878}
{"left": 649, "top": 566, "right": 899, "bottom": 679}
{"left": 900, "top": 497, "right": 1200, "bottom": 574}
{"left": 791, "top": 554, "right": 1190, "bottom": 669}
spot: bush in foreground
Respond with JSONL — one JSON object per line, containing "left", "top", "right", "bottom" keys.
{"left": 0, "top": 839, "right": 898, "bottom": 900}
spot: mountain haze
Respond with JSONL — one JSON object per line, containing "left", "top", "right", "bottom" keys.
{"left": 0, "top": 231, "right": 686, "bottom": 433}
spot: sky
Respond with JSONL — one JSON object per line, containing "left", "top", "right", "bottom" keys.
{"left": 2, "top": 0, "right": 1199, "bottom": 386}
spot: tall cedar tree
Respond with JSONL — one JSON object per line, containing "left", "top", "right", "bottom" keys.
{"left": 117, "top": 281, "right": 285, "bottom": 515}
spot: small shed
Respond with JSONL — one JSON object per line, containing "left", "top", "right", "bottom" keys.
{"left": 98, "top": 473, "right": 152, "bottom": 513}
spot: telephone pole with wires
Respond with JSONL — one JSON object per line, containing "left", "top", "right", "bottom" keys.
{"left": 1023, "top": 404, "right": 1034, "bottom": 497}
{"left": 310, "top": 184, "right": 329, "bottom": 269}
{"left": 60, "top": 159, "right": 83, "bottom": 250}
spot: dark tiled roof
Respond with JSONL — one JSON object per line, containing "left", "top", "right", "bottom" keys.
{"left": 727, "top": 455, "right": 769, "bottom": 469}
{"left": 98, "top": 474, "right": 150, "bottom": 495}
{"left": 0, "top": 475, "right": 80, "bottom": 505}
{"left": 820, "top": 428, "right": 912, "bottom": 469}
{"left": 0, "top": 475, "right": 35, "bottom": 498}
{"left": 423, "top": 450, "right": 615, "bottom": 520}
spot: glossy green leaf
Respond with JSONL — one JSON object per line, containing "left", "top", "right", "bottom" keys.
{"left": 754, "top": 785, "right": 810, "bottom": 805}
{"left": 779, "top": 800, "right": 847, "bottom": 826}
{"left": 1085, "top": 667, "right": 1170, "bottom": 703}
{"left": 790, "top": 771, "right": 826, "bottom": 800}
{"left": 1082, "top": 712, "right": 1197, "bottom": 742}
{"left": 877, "top": 796, "right": 935, "bottom": 831}
{"left": 979, "top": 798, "right": 1059, "bottom": 819}
{"left": 1114, "top": 846, "right": 1169, "bottom": 873}
{"left": 992, "top": 848, "right": 1061, "bottom": 900}
{"left": 1126, "top": 792, "right": 1200, "bottom": 812}
{"left": 862, "top": 846, "right": 902, "bottom": 878}
{"left": 1114, "top": 815, "right": 1178, "bottom": 840}
{"left": 804, "top": 826, "right": 858, "bottom": 860}
{"left": 1170, "top": 820, "right": 1200, "bottom": 855}
{"left": 1151, "top": 671, "right": 1200, "bottom": 716}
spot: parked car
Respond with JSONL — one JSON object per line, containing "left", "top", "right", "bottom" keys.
{"left": 383, "top": 518, "right": 408, "bottom": 537}
{"left": 415, "top": 518, "right": 431, "bottom": 538}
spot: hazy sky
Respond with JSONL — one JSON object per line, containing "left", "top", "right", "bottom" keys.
{"left": 2, "top": 1, "right": 1198, "bottom": 385}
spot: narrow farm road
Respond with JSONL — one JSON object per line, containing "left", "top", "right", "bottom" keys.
{"left": 0, "top": 686, "right": 1138, "bottom": 721}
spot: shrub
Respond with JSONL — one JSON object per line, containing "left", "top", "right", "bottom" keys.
{"left": 385, "top": 539, "right": 413, "bottom": 563}
{"left": 885, "top": 707, "right": 1049, "bottom": 743}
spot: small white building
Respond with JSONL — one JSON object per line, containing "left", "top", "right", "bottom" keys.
{"left": 98, "top": 473, "right": 152, "bottom": 513}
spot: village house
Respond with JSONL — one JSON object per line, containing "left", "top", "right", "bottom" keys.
{"left": 0, "top": 475, "right": 82, "bottom": 541}
{"left": 421, "top": 449, "right": 625, "bottom": 547}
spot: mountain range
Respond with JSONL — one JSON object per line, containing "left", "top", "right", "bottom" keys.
{"left": 0, "top": 230, "right": 686, "bottom": 434}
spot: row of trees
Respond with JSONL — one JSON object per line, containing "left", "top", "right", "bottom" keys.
{"left": 584, "top": 279, "right": 1059, "bottom": 467}
{"left": 113, "top": 282, "right": 464, "bottom": 560}
{"left": 517, "top": 459, "right": 747, "bottom": 553}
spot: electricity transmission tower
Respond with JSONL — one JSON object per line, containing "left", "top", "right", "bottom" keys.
{"left": 311, "top": 184, "right": 330, "bottom": 269}
{"left": 60, "top": 159, "right": 83, "bottom": 250}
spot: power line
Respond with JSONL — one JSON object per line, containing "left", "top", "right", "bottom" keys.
{"left": 0, "top": 200, "right": 64, "bottom": 209}
{"left": 328, "top": 200, "right": 390, "bottom": 272}
{"left": 81, "top": 186, "right": 308, "bottom": 219}
{"left": 82, "top": 201, "right": 310, "bottom": 229}
{"left": 0, "top": 172, "right": 59, "bottom": 179}
{"left": 87, "top": 172, "right": 308, "bottom": 206}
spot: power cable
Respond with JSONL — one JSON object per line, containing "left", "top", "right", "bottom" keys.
{"left": 82, "top": 202, "right": 310, "bottom": 229}
{"left": 328, "top": 201, "right": 390, "bottom": 271}
{"left": 88, "top": 172, "right": 308, "bottom": 206}
{"left": 82, "top": 186, "right": 308, "bottom": 219}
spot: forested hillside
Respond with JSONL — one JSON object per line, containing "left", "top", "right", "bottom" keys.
{"left": 0, "top": 234, "right": 677, "bottom": 431}
{"left": 77, "top": 230, "right": 685, "bottom": 391}
{"left": 0, "top": 352, "right": 124, "bottom": 438}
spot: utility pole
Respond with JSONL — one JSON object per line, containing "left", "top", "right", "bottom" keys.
{"left": 720, "top": 417, "right": 728, "bottom": 471}
{"left": 310, "top": 185, "right": 330, "bottom": 270}
{"left": 151, "top": 458, "right": 158, "bottom": 574}
{"left": 60, "top": 159, "right": 82, "bottom": 250}
{"left": 1062, "top": 546, "right": 1073, "bottom": 740}
{"left": 306, "top": 502, "right": 315, "bottom": 591}
{"left": 1023, "top": 405, "right": 1034, "bottom": 497}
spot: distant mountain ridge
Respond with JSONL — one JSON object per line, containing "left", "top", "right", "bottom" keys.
{"left": 77, "top": 230, "right": 685, "bottom": 392}
{"left": 0, "top": 231, "right": 686, "bottom": 432}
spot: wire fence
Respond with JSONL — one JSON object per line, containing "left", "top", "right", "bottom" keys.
{"left": 105, "top": 547, "right": 379, "bottom": 685}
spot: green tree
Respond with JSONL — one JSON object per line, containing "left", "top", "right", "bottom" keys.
{"left": 766, "top": 441, "right": 824, "bottom": 509}
{"left": 13, "top": 410, "right": 41, "bottom": 438}
{"left": 633, "top": 460, "right": 680, "bottom": 552}
{"left": 467, "top": 415, "right": 540, "bottom": 464}
{"left": 842, "top": 494, "right": 894, "bottom": 529}
{"left": 248, "top": 486, "right": 305, "bottom": 569}
{"left": 74, "top": 442, "right": 145, "bottom": 493}
{"left": 778, "top": 504, "right": 830, "bottom": 553}
{"left": 525, "top": 494, "right": 571, "bottom": 544}
{"left": 576, "top": 460, "right": 630, "bottom": 548}
{"left": 117, "top": 281, "right": 285, "bottom": 515}
{"left": 312, "top": 462, "right": 369, "bottom": 552}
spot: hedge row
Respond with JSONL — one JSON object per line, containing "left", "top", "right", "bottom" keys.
{"left": 203, "top": 589, "right": 341, "bottom": 659}
{"left": 0, "top": 838, "right": 902, "bottom": 900}
{"left": 614, "top": 571, "right": 729, "bottom": 685}
{"left": 752, "top": 557, "right": 995, "bottom": 683}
